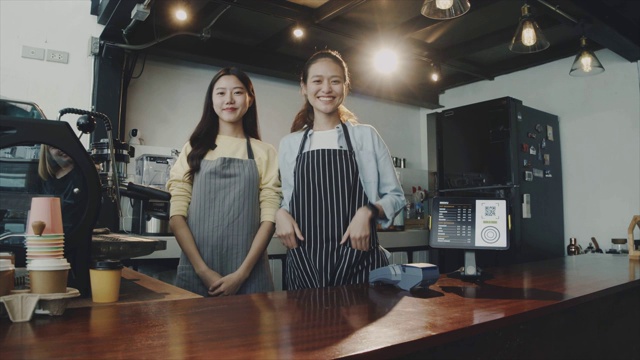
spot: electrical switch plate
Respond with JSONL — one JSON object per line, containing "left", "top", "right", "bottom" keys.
{"left": 522, "top": 194, "right": 531, "bottom": 219}
{"left": 46, "top": 49, "right": 69, "bottom": 64}
{"left": 21, "top": 46, "right": 45, "bottom": 60}
{"left": 89, "top": 36, "right": 100, "bottom": 56}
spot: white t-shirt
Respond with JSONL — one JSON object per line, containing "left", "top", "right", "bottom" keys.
{"left": 309, "top": 128, "right": 340, "bottom": 150}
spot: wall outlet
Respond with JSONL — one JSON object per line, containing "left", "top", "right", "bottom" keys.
{"left": 22, "top": 45, "right": 45, "bottom": 60}
{"left": 46, "top": 49, "right": 69, "bottom": 64}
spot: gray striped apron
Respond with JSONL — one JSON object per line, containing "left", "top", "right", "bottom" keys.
{"left": 286, "top": 123, "right": 388, "bottom": 290}
{"left": 175, "top": 137, "right": 273, "bottom": 296}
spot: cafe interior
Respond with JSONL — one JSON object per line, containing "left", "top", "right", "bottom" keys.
{"left": 1, "top": 0, "right": 639, "bottom": 358}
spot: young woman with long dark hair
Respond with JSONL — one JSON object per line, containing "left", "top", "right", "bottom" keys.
{"left": 168, "top": 67, "right": 281, "bottom": 296}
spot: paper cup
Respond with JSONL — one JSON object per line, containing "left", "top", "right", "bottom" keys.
{"left": 0, "top": 259, "right": 15, "bottom": 296}
{"left": 0, "top": 252, "right": 15, "bottom": 264}
{"left": 26, "top": 197, "right": 64, "bottom": 235}
{"left": 27, "top": 258, "right": 70, "bottom": 294}
{"left": 90, "top": 260, "right": 123, "bottom": 303}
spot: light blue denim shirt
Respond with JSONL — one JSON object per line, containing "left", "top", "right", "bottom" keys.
{"left": 278, "top": 121, "right": 405, "bottom": 228}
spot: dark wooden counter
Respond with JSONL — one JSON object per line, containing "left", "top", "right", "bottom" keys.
{"left": 68, "top": 267, "right": 201, "bottom": 308}
{"left": 2, "top": 255, "right": 639, "bottom": 359}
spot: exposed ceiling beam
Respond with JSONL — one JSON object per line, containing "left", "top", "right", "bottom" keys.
{"left": 257, "top": 0, "right": 367, "bottom": 50}
{"left": 313, "top": 0, "right": 368, "bottom": 24}
{"left": 211, "top": 0, "right": 312, "bottom": 22}
{"left": 149, "top": 35, "right": 441, "bottom": 109}
{"left": 536, "top": 0, "right": 640, "bottom": 61}
{"left": 395, "top": 0, "right": 506, "bottom": 38}
{"left": 485, "top": 38, "right": 580, "bottom": 78}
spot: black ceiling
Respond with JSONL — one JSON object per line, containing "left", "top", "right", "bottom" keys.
{"left": 94, "top": 0, "right": 640, "bottom": 109}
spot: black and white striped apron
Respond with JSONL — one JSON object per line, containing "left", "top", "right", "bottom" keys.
{"left": 286, "top": 123, "right": 388, "bottom": 290}
{"left": 175, "top": 137, "right": 273, "bottom": 296}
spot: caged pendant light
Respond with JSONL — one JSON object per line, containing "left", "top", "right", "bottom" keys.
{"left": 509, "top": 3, "right": 550, "bottom": 54}
{"left": 569, "top": 36, "right": 605, "bottom": 76}
{"left": 421, "top": 0, "right": 470, "bottom": 20}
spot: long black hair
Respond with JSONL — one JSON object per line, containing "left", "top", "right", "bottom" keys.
{"left": 291, "top": 49, "right": 356, "bottom": 132}
{"left": 186, "top": 67, "right": 260, "bottom": 181}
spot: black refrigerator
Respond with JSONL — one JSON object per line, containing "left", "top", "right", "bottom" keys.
{"left": 432, "top": 97, "right": 564, "bottom": 272}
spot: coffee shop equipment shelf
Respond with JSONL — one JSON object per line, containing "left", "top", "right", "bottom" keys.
{"left": 2, "top": 255, "right": 638, "bottom": 359}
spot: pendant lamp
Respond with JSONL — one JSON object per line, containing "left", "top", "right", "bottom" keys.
{"left": 430, "top": 63, "right": 441, "bottom": 82}
{"left": 509, "top": 3, "right": 549, "bottom": 53}
{"left": 569, "top": 36, "right": 605, "bottom": 76}
{"left": 421, "top": 0, "right": 470, "bottom": 20}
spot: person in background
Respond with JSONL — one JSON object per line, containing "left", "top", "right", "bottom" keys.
{"left": 167, "top": 67, "right": 281, "bottom": 297}
{"left": 276, "top": 49, "right": 405, "bottom": 290}
{"left": 38, "top": 144, "right": 85, "bottom": 234}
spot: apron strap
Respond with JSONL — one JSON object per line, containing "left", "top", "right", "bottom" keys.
{"left": 245, "top": 136, "right": 255, "bottom": 160}
{"left": 340, "top": 122, "right": 354, "bottom": 152}
{"left": 297, "top": 127, "right": 312, "bottom": 155}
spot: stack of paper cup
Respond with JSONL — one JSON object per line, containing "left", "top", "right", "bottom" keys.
{"left": 25, "top": 197, "right": 65, "bottom": 264}
{"left": 25, "top": 235, "right": 65, "bottom": 263}
{"left": 24, "top": 197, "right": 69, "bottom": 294}
{"left": 26, "top": 197, "right": 64, "bottom": 235}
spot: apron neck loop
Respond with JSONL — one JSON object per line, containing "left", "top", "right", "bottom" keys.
{"left": 298, "top": 127, "right": 312, "bottom": 155}
{"left": 340, "top": 122, "right": 354, "bottom": 152}
{"left": 245, "top": 135, "right": 255, "bottom": 160}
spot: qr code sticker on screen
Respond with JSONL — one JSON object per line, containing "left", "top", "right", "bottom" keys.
{"left": 485, "top": 206, "right": 496, "bottom": 217}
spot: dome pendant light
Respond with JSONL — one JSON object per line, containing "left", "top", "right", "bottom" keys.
{"left": 569, "top": 36, "right": 605, "bottom": 77}
{"left": 421, "top": 0, "right": 470, "bottom": 20}
{"left": 509, "top": 3, "right": 550, "bottom": 53}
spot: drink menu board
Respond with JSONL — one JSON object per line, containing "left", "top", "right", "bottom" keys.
{"left": 429, "top": 197, "right": 509, "bottom": 250}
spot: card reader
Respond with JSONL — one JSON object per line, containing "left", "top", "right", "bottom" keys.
{"left": 369, "top": 263, "right": 440, "bottom": 291}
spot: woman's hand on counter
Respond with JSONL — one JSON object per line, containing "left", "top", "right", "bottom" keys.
{"left": 275, "top": 208, "right": 304, "bottom": 249}
{"left": 340, "top": 206, "right": 372, "bottom": 251}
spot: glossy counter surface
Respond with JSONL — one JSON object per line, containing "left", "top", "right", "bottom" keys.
{"left": 2, "top": 255, "right": 639, "bottom": 359}
{"left": 68, "top": 267, "right": 201, "bottom": 308}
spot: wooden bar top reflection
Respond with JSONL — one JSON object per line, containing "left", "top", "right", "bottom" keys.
{"left": 68, "top": 267, "right": 201, "bottom": 308}
{"left": 2, "top": 255, "right": 639, "bottom": 359}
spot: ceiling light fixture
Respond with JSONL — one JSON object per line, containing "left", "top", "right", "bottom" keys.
{"left": 430, "top": 63, "right": 441, "bottom": 82}
{"left": 569, "top": 36, "right": 605, "bottom": 77}
{"left": 175, "top": 8, "right": 188, "bottom": 21}
{"left": 175, "top": 1, "right": 189, "bottom": 22}
{"left": 373, "top": 49, "right": 399, "bottom": 74}
{"left": 292, "top": 27, "right": 304, "bottom": 38}
{"left": 420, "top": 0, "right": 470, "bottom": 20}
{"left": 509, "top": 3, "right": 549, "bottom": 53}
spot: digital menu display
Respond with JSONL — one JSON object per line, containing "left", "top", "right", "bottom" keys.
{"left": 429, "top": 197, "right": 509, "bottom": 250}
